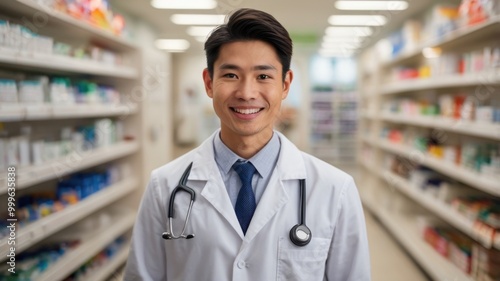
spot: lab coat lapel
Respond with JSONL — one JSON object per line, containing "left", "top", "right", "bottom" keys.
{"left": 188, "top": 132, "right": 244, "bottom": 238}
{"left": 244, "top": 171, "right": 287, "bottom": 242}
{"left": 244, "top": 132, "right": 307, "bottom": 243}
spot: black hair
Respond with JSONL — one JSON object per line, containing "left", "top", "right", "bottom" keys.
{"left": 204, "top": 8, "right": 293, "bottom": 81}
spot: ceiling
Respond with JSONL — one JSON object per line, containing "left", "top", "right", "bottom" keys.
{"left": 110, "top": 0, "right": 436, "bottom": 55}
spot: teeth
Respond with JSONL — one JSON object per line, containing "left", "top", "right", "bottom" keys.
{"left": 234, "top": 108, "right": 260, "bottom": 114}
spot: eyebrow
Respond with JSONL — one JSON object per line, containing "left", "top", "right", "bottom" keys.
{"left": 218, "top": 63, "right": 277, "bottom": 71}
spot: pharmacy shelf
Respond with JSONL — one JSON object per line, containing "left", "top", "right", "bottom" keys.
{"left": 381, "top": 70, "right": 500, "bottom": 95}
{"left": 35, "top": 211, "right": 136, "bottom": 281}
{"left": 377, "top": 139, "right": 500, "bottom": 197}
{"left": 379, "top": 169, "right": 498, "bottom": 249}
{"left": 0, "top": 48, "right": 138, "bottom": 79}
{"left": 0, "top": 141, "right": 138, "bottom": 194}
{"left": 381, "top": 113, "right": 500, "bottom": 141}
{"left": 383, "top": 16, "right": 500, "bottom": 67}
{"left": 0, "top": 142, "right": 138, "bottom": 193}
{"left": 362, "top": 193, "right": 474, "bottom": 281}
{"left": 0, "top": 0, "right": 137, "bottom": 51}
{"left": 0, "top": 178, "right": 137, "bottom": 261}
{"left": 82, "top": 240, "right": 131, "bottom": 281}
{"left": 0, "top": 103, "right": 138, "bottom": 122}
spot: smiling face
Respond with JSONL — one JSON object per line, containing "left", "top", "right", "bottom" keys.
{"left": 203, "top": 40, "right": 293, "bottom": 156}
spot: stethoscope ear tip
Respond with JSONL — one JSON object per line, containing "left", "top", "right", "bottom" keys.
{"left": 186, "top": 234, "right": 195, "bottom": 239}
{"left": 162, "top": 232, "right": 172, "bottom": 240}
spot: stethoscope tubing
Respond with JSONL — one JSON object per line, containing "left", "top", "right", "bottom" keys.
{"left": 163, "top": 162, "right": 311, "bottom": 246}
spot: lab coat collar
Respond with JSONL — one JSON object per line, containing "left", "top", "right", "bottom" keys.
{"left": 188, "top": 130, "right": 306, "bottom": 181}
{"left": 274, "top": 130, "right": 307, "bottom": 180}
{"left": 188, "top": 130, "right": 307, "bottom": 241}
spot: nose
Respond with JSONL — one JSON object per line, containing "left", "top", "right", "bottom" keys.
{"left": 234, "top": 77, "right": 257, "bottom": 100}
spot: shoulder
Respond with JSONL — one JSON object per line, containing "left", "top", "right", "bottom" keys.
{"left": 151, "top": 131, "right": 217, "bottom": 180}
{"left": 152, "top": 148, "right": 200, "bottom": 181}
{"left": 301, "top": 151, "right": 353, "bottom": 181}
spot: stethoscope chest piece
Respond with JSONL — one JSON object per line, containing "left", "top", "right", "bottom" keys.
{"left": 289, "top": 179, "right": 311, "bottom": 247}
{"left": 289, "top": 224, "right": 311, "bottom": 246}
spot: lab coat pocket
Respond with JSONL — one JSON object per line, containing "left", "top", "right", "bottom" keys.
{"left": 277, "top": 236, "right": 330, "bottom": 281}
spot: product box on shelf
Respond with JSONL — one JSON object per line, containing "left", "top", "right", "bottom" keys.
{"left": 472, "top": 244, "right": 500, "bottom": 280}
{"left": 422, "top": 4, "right": 460, "bottom": 42}
{"left": 459, "top": 0, "right": 500, "bottom": 26}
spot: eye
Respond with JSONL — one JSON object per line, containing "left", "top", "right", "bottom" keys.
{"left": 223, "top": 73, "right": 237, "bottom": 79}
{"left": 258, "top": 74, "right": 270, "bottom": 80}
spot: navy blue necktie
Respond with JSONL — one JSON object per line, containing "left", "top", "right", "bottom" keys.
{"left": 233, "top": 161, "right": 257, "bottom": 235}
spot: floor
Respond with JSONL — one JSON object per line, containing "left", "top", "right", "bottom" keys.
{"left": 364, "top": 209, "right": 430, "bottom": 281}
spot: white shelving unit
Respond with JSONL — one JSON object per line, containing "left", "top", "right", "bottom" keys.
{"left": 376, "top": 139, "right": 500, "bottom": 196}
{"left": 381, "top": 16, "right": 500, "bottom": 67}
{"left": 0, "top": 0, "right": 138, "bottom": 51}
{"left": 35, "top": 210, "right": 136, "bottom": 281}
{"left": 0, "top": 141, "right": 139, "bottom": 193}
{"left": 0, "top": 48, "right": 138, "bottom": 79}
{"left": 381, "top": 70, "right": 500, "bottom": 95}
{"left": 380, "top": 113, "right": 500, "bottom": 141}
{"left": 310, "top": 91, "right": 358, "bottom": 168}
{"left": 0, "top": 178, "right": 137, "bottom": 259}
{"left": 380, "top": 169, "right": 497, "bottom": 249}
{"left": 359, "top": 12, "right": 500, "bottom": 281}
{"left": 0, "top": 103, "right": 138, "bottom": 122}
{"left": 83, "top": 241, "right": 131, "bottom": 281}
{"left": 0, "top": 0, "right": 154, "bottom": 279}
{"left": 362, "top": 193, "right": 474, "bottom": 281}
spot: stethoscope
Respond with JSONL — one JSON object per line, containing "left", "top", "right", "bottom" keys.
{"left": 162, "top": 162, "right": 312, "bottom": 247}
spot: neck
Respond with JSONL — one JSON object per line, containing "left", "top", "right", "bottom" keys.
{"left": 220, "top": 130, "right": 273, "bottom": 159}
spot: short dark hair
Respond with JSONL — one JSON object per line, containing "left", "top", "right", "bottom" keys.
{"left": 204, "top": 8, "right": 293, "bottom": 81}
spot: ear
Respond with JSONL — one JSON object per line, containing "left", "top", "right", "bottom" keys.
{"left": 281, "top": 70, "right": 293, "bottom": 100}
{"left": 203, "top": 68, "right": 214, "bottom": 98}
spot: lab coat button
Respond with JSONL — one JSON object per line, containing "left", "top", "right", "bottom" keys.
{"left": 237, "top": 261, "right": 246, "bottom": 269}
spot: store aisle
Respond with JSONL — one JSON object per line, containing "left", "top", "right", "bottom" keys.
{"left": 365, "top": 209, "right": 430, "bottom": 281}
{"left": 330, "top": 165, "right": 429, "bottom": 281}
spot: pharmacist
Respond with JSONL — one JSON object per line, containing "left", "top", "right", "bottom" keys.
{"left": 124, "top": 8, "right": 370, "bottom": 281}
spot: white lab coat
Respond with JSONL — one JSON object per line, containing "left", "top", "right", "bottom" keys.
{"left": 124, "top": 131, "right": 370, "bottom": 281}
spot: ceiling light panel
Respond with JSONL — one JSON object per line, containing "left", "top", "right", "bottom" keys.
{"left": 155, "top": 39, "right": 190, "bottom": 51}
{"left": 151, "top": 0, "right": 217, "bottom": 9}
{"left": 187, "top": 26, "right": 217, "bottom": 37}
{"left": 171, "top": 14, "right": 225, "bottom": 25}
{"left": 335, "top": 1, "right": 408, "bottom": 11}
{"left": 328, "top": 15, "right": 387, "bottom": 26}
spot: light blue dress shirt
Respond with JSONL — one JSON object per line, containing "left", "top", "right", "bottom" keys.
{"left": 213, "top": 132, "right": 280, "bottom": 207}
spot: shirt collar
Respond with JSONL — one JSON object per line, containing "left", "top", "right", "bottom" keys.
{"left": 213, "top": 132, "right": 280, "bottom": 178}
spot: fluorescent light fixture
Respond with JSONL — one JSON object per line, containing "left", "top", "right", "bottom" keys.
{"left": 155, "top": 39, "right": 190, "bottom": 51}
{"left": 325, "top": 26, "right": 373, "bottom": 37}
{"left": 151, "top": 0, "right": 217, "bottom": 9}
{"left": 422, "top": 47, "right": 442, "bottom": 58}
{"left": 328, "top": 15, "right": 387, "bottom": 26}
{"left": 195, "top": 36, "right": 208, "bottom": 43}
{"left": 171, "top": 14, "right": 225, "bottom": 25}
{"left": 335, "top": 1, "right": 408, "bottom": 11}
{"left": 187, "top": 26, "right": 217, "bottom": 37}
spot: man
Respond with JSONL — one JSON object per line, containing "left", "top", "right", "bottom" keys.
{"left": 125, "top": 8, "right": 370, "bottom": 281}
